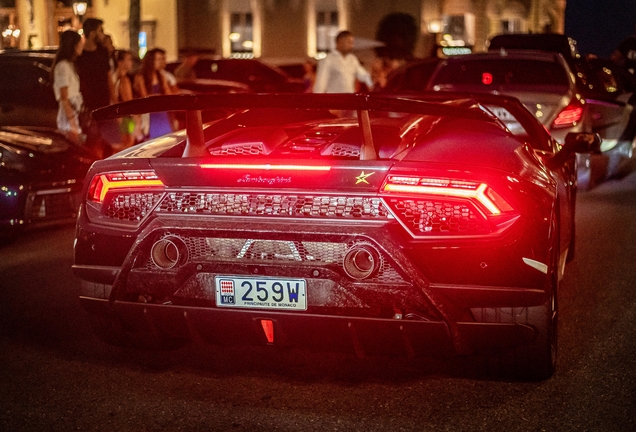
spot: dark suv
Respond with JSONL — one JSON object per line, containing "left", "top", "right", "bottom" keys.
{"left": 166, "top": 58, "right": 305, "bottom": 93}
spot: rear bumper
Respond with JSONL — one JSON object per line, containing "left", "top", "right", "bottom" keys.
{"left": 80, "top": 296, "right": 537, "bottom": 356}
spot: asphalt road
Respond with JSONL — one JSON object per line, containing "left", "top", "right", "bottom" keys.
{"left": 1, "top": 173, "right": 636, "bottom": 431}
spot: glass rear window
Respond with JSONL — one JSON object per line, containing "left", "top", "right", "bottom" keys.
{"left": 432, "top": 59, "right": 570, "bottom": 90}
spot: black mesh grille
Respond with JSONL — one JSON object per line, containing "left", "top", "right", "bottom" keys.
{"left": 330, "top": 145, "right": 360, "bottom": 157}
{"left": 387, "top": 198, "right": 486, "bottom": 235}
{"left": 142, "top": 236, "right": 407, "bottom": 285}
{"left": 209, "top": 143, "right": 263, "bottom": 156}
{"left": 158, "top": 193, "right": 390, "bottom": 219}
{"left": 105, "top": 193, "right": 164, "bottom": 222}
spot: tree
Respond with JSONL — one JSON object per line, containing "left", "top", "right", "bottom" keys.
{"left": 129, "top": 0, "right": 140, "bottom": 56}
{"left": 375, "top": 13, "right": 418, "bottom": 60}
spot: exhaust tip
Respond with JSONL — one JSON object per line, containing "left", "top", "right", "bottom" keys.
{"left": 343, "top": 243, "right": 382, "bottom": 280}
{"left": 151, "top": 236, "right": 187, "bottom": 269}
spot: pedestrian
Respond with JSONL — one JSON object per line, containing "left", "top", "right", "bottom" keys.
{"left": 52, "top": 30, "right": 85, "bottom": 146}
{"left": 313, "top": 30, "right": 374, "bottom": 94}
{"left": 102, "top": 34, "right": 116, "bottom": 73}
{"left": 133, "top": 48, "right": 177, "bottom": 139}
{"left": 152, "top": 47, "right": 179, "bottom": 94}
{"left": 112, "top": 50, "right": 141, "bottom": 150}
{"left": 76, "top": 18, "right": 117, "bottom": 156}
{"left": 76, "top": 18, "right": 114, "bottom": 109}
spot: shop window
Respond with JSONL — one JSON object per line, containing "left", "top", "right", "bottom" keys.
{"left": 230, "top": 12, "right": 254, "bottom": 58}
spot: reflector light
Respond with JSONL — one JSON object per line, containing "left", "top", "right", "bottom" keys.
{"left": 88, "top": 171, "right": 164, "bottom": 203}
{"left": 383, "top": 176, "right": 514, "bottom": 216}
{"left": 553, "top": 103, "right": 583, "bottom": 126}
{"left": 200, "top": 163, "right": 331, "bottom": 171}
{"left": 482, "top": 72, "right": 493, "bottom": 85}
{"left": 261, "top": 319, "right": 274, "bottom": 343}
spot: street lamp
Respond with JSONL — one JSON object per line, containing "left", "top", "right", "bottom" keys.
{"left": 73, "top": 2, "right": 88, "bottom": 24}
{"left": 426, "top": 19, "right": 444, "bottom": 58}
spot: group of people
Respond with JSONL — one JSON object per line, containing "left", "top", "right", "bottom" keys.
{"left": 52, "top": 24, "right": 379, "bottom": 156}
{"left": 52, "top": 18, "right": 179, "bottom": 157}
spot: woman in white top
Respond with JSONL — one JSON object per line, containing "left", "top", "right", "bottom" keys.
{"left": 52, "top": 30, "right": 85, "bottom": 145}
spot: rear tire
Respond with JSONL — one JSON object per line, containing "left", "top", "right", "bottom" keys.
{"left": 469, "top": 215, "right": 558, "bottom": 381}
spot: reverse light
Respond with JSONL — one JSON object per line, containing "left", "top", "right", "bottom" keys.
{"left": 553, "top": 101, "right": 583, "bottom": 127}
{"left": 88, "top": 171, "right": 164, "bottom": 203}
{"left": 383, "top": 176, "right": 514, "bottom": 216}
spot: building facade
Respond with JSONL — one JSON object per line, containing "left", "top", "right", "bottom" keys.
{"left": 1, "top": 0, "right": 566, "bottom": 62}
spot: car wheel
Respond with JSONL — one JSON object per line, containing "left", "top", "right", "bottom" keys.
{"left": 469, "top": 216, "right": 558, "bottom": 381}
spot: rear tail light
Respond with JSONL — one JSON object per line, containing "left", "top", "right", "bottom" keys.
{"left": 552, "top": 101, "right": 584, "bottom": 127}
{"left": 382, "top": 175, "right": 519, "bottom": 238}
{"left": 85, "top": 170, "right": 165, "bottom": 227}
{"left": 88, "top": 171, "right": 164, "bottom": 203}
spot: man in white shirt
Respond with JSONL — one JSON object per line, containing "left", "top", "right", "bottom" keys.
{"left": 313, "top": 30, "right": 373, "bottom": 93}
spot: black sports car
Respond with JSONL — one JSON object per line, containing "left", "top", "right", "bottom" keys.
{"left": 1, "top": 126, "right": 95, "bottom": 239}
{"left": 73, "top": 93, "right": 599, "bottom": 380}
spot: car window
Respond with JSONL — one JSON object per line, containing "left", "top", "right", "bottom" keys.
{"left": 431, "top": 59, "right": 570, "bottom": 91}
{"left": 0, "top": 60, "right": 54, "bottom": 106}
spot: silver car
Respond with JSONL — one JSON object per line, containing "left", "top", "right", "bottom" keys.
{"left": 426, "top": 50, "right": 635, "bottom": 189}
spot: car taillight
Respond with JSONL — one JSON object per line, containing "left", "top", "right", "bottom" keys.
{"left": 88, "top": 171, "right": 164, "bottom": 203}
{"left": 552, "top": 101, "right": 583, "bottom": 127}
{"left": 381, "top": 175, "right": 519, "bottom": 238}
{"left": 85, "top": 170, "right": 165, "bottom": 227}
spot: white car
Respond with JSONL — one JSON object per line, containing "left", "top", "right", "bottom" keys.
{"left": 426, "top": 50, "right": 635, "bottom": 189}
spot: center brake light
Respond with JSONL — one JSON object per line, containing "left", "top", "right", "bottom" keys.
{"left": 200, "top": 163, "right": 332, "bottom": 171}
{"left": 88, "top": 171, "right": 164, "bottom": 203}
{"left": 383, "top": 176, "right": 514, "bottom": 216}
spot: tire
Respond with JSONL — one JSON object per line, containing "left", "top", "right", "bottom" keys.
{"left": 469, "top": 216, "right": 558, "bottom": 381}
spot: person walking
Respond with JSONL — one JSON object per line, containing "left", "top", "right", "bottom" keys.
{"left": 76, "top": 18, "right": 114, "bottom": 110}
{"left": 76, "top": 18, "right": 117, "bottom": 156}
{"left": 133, "top": 48, "right": 177, "bottom": 139}
{"left": 52, "top": 30, "right": 85, "bottom": 147}
{"left": 313, "top": 30, "right": 373, "bottom": 94}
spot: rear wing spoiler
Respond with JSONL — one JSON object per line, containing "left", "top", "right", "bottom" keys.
{"left": 92, "top": 93, "right": 497, "bottom": 159}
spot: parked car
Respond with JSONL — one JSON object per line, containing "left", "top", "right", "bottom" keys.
{"left": 0, "top": 50, "right": 57, "bottom": 128}
{"left": 73, "top": 93, "right": 599, "bottom": 380}
{"left": 380, "top": 57, "right": 441, "bottom": 93}
{"left": 0, "top": 126, "right": 95, "bottom": 240}
{"left": 487, "top": 33, "right": 581, "bottom": 64}
{"left": 485, "top": 33, "right": 636, "bottom": 187}
{"left": 166, "top": 58, "right": 305, "bottom": 93}
{"left": 422, "top": 50, "right": 635, "bottom": 189}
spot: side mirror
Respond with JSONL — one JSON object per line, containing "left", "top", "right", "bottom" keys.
{"left": 563, "top": 132, "right": 602, "bottom": 154}
{"left": 546, "top": 132, "right": 602, "bottom": 170}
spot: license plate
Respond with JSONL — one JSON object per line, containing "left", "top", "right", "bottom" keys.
{"left": 215, "top": 276, "right": 307, "bottom": 310}
{"left": 488, "top": 107, "right": 515, "bottom": 121}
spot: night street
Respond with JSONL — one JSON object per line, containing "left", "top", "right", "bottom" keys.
{"left": 1, "top": 172, "right": 635, "bottom": 431}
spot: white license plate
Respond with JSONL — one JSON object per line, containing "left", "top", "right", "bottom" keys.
{"left": 215, "top": 276, "right": 307, "bottom": 310}
{"left": 488, "top": 107, "right": 515, "bottom": 121}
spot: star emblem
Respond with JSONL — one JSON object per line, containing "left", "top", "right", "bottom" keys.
{"left": 355, "top": 171, "right": 375, "bottom": 184}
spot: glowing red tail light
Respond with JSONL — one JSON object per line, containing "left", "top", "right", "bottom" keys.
{"left": 383, "top": 176, "right": 514, "bottom": 216}
{"left": 382, "top": 175, "right": 518, "bottom": 238}
{"left": 88, "top": 171, "right": 164, "bottom": 203}
{"left": 553, "top": 102, "right": 583, "bottom": 127}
